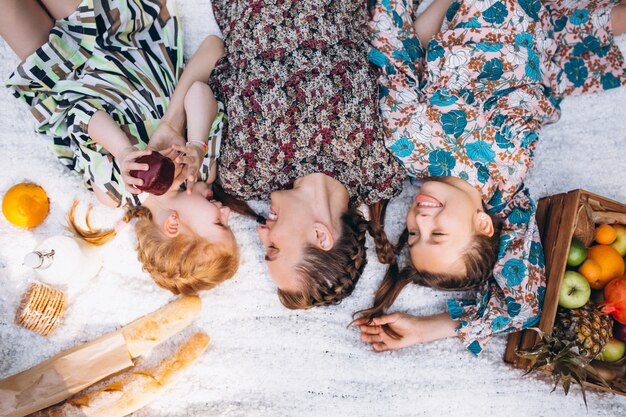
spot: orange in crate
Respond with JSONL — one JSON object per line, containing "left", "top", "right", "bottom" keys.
{"left": 583, "top": 245, "right": 625, "bottom": 289}
{"left": 578, "top": 259, "right": 603, "bottom": 286}
{"left": 2, "top": 183, "right": 49, "bottom": 228}
{"left": 595, "top": 224, "right": 617, "bottom": 245}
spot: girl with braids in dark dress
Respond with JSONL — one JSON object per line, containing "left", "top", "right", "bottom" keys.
{"left": 155, "top": 0, "right": 406, "bottom": 308}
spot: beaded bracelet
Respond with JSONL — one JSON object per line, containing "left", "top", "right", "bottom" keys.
{"left": 187, "top": 140, "right": 208, "bottom": 153}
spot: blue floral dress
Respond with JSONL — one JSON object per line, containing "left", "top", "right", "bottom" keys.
{"left": 370, "top": 0, "right": 626, "bottom": 354}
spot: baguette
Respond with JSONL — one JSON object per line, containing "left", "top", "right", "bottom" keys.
{"left": 121, "top": 296, "right": 202, "bottom": 358}
{"left": 31, "top": 332, "right": 210, "bottom": 417}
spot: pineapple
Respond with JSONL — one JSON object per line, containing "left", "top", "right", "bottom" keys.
{"left": 517, "top": 302, "right": 614, "bottom": 405}
{"left": 553, "top": 302, "right": 613, "bottom": 360}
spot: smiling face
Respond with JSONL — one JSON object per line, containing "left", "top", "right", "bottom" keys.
{"left": 256, "top": 174, "right": 349, "bottom": 297}
{"left": 256, "top": 187, "right": 318, "bottom": 293}
{"left": 406, "top": 178, "right": 493, "bottom": 275}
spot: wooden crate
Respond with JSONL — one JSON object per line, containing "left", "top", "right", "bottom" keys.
{"left": 503, "top": 189, "right": 626, "bottom": 397}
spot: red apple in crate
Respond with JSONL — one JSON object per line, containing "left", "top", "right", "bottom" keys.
{"left": 559, "top": 271, "right": 591, "bottom": 309}
{"left": 596, "top": 338, "right": 626, "bottom": 362}
{"left": 603, "top": 277, "right": 626, "bottom": 324}
{"left": 614, "top": 322, "right": 626, "bottom": 343}
{"left": 129, "top": 152, "right": 174, "bottom": 196}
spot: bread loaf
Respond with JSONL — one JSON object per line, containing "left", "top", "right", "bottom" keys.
{"left": 121, "top": 296, "right": 202, "bottom": 358}
{"left": 31, "top": 332, "right": 210, "bottom": 417}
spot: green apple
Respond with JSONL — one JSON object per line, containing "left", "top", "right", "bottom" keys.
{"left": 596, "top": 338, "right": 626, "bottom": 362}
{"left": 559, "top": 271, "right": 591, "bottom": 309}
{"left": 611, "top": 225, "right": 626, "bottom": 256}
{"left": 567, "top": 239, "right": 587, "bottom": 267}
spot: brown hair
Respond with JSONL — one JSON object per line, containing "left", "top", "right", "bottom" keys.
{"left": 356, "top": 222, "right": 499, "bottom": 337}
{"left": 278, "top": 205, "right": 371, "bottom": 309}
{"left": 67, "top": 199, "right": 240, "bottom": 295}
{"left": 367, "top": 200, "right": 396, "bottom": 265}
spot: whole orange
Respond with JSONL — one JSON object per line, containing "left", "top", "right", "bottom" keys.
{"left": 2, "top": 183, "right": 49, "bottom": 228}
{"left": 579, "top": 245, "right": 625, "bottom": 289}
{"left": 579, "top": 259, "right": 603, "bottom": 288}
{"left": 596, "top": 224, "right": 617, "bottom": 245}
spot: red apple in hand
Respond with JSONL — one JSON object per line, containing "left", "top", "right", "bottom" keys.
{"left": 129, "top": 152, "right": 175, "bottom": 196}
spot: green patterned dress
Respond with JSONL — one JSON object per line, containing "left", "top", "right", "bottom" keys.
{"left": 5, "top": 0, "right": 224, "bottom": 207}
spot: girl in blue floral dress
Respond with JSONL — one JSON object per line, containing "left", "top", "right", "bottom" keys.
{"left": 355, "top": 0, "right": 626, "bottom": 355}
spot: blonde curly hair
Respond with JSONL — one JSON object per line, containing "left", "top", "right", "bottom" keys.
{"left": 68, "top": 201, "right": 239, "bottom": 295}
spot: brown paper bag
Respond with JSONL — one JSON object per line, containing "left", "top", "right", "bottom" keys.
{"left": 0, "top": 296, "right": 201, "bottom": 417}
{"left": 0, "top": 332, "right": 133, "bottom": 417}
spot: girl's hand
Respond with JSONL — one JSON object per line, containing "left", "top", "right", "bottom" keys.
{"left": 148, "top": 120, "right": 186, "bottom": 159}
{"left": 171, "top": 143, "right": 205, "bottom": 194}
{"left": 354, "top": 313, "right": 423, "bottom": 352}
{"left": 355, "top": 312, "right": 460, "bottom": 352}
{"left": 118, "top": 146, "right": 153, "bottom": 195}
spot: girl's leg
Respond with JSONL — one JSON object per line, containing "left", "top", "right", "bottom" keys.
{"left": 613, "top": 1, "right": 626, "bottom": 36}
{"left": 0, "top": 0, "right": 53, "bottom": 60}
{"left": 39, "top": 0, "right": 80, "bottom": 20}
{"left": 412, "top": 0, "right": 454, "bottom": 47}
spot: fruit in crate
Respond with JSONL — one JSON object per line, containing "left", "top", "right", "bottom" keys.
{"left": 517, "top": 303, "right": 614, "bottom": 403}
{"left": 129, "top": 152, "right": 175, "bottom": 196}
{"left": 612, "top": 225, "right": 626, "bottom": 256}
{"left": 596, "top": 338, "right": 626, "bottom": 362}
{"left": 579, "top": 245, "right": 625, "bottom": 289}
{"left": 595, "top": 224, "right": 617, "bottom": 245}
{"left": 554, "top": 302, "right": 613, "bottom": 360}
{"left": 603, "top": 277, "right": 626, "bottom": 324}
{"left": 567, "top": 239, "right": 587, "bottom": 267}
{"left": 2, "top": 183, "right": 50, "bottom": 228}
{"left": 559, "top": 271, "right": 591, "bottom": 309}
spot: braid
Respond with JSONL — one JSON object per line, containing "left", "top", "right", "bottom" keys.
{"left": 123, "top": 205, "right": 151, "bottom": 222}
{"left": 367, "top": 201, "right": 395, "bottom": 265}
{"left": 355, "top": 228, "right": 412, "bottom": 321}
{"left": 278, "top": 207, "right": 369, "bottom": 309}
{"left": 67, "top": 200, "right": 150, "bottom": 246}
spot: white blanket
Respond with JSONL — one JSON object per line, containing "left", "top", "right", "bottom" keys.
{"left": 1, "top": 1, "right": 625, "bottom": 415}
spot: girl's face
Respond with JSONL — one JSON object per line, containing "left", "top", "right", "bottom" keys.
{"left": 406, "top": 179, "right": 492, "bottom": 275}
{"left": 154, "top": 182, "right": 236, "bottom": 248}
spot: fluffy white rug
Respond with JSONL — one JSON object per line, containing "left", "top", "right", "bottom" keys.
{"left": 1, "top": 1, "right": 625, "bottom": 416}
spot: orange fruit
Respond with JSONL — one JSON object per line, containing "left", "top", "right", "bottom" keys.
{"left": 579, "top": 259, "right": 603, "bottom": 288}
{"left": 2, "top": 183, "right": 49, "bottom": 228}
{"left": 596, "top": 224, "right": 618, "bottom": 245}
{"left": 579, "top": 245, "right": 626, "bottom": 289}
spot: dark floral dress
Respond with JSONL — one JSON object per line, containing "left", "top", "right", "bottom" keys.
{"left": 209, "top": 0, "right": 405, "bottom": 205}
